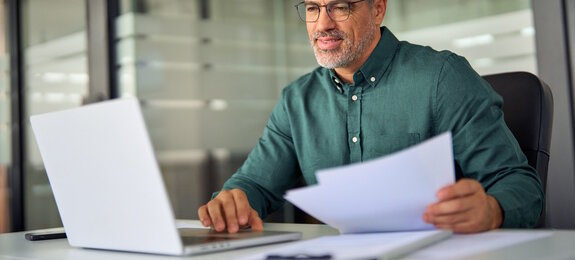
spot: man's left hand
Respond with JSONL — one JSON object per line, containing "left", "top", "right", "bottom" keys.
{"left": 423, "top": 179, "right": 503, "bottom": 233}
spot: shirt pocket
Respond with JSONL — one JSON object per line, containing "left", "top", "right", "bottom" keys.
{"left": 365, "top": 133, "right": 421, "bottom": 160}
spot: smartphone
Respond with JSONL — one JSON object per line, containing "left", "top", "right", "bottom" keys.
{"left": 25, "top": 231, "right": 67, "bottom": 241}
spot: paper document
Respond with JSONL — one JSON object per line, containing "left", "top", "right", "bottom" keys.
{"left": 408, "top": 231, "right": 552, "bottom": 259}
{"left": 242, "top": 230, "right": 452, "bottom": 260}
{"left": 285, "top": 132, "right": 455, "bottom": 234}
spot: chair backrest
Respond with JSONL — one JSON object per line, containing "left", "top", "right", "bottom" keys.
{"left": 482, "top": 71, "right": 553, "bottom": 227}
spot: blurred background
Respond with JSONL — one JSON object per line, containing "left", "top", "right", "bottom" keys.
{"left": 1, "top": 0, "right": 574, "bottom": 232}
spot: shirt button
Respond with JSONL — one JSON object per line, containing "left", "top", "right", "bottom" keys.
{"left": 335, "top": 78, "right": 340, "bottom": 84}
{"left": 370, "top": 76, "right": 376, "bottom": 82}
{"left": 352, "top": 95, "right": 358, "bottom": 101}
{"left": 352, "top": 137, "right": 358, "bottom": 143}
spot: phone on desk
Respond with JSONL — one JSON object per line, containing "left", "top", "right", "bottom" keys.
{"left": 25, "top": 230, "right": 67, "bottom": 241}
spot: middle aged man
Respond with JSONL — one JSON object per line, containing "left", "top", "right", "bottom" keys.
{"left": 198, "top": 0, "right": 544, "bottom": 234}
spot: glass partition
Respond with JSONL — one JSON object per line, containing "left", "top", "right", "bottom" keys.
{"left": 116, "top": 0, "right": 312, "bottom": 221}
{"left": 386, "top": 0, "right": 534, "bottom": 75}
{"left": 22, "top": 0, "right": 88, "bottom": 229}
{"left": 386, "top": 0, "right": 531, "bottom": 32}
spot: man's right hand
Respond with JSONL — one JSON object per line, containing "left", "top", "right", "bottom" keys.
{"left": 197, "top": 189, "right": 264, "bottom": 233}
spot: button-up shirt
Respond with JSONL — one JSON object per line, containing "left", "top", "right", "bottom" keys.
{"left": 220, "top": 27, "right": 543, "bottom": 228}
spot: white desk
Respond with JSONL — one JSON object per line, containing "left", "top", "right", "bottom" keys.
{"left": 1, "top": 221, "right": 574, "bottom": 259}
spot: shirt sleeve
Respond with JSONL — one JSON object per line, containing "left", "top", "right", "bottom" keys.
{"left": 433, "top": 54, "right": 544, "bottom": 228}
{"left": 217, "top": 89, "right": 301, "bottom": 219}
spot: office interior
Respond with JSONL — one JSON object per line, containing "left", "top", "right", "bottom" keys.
{"left": 0, "top": 0, "right": 574, "bottom": 233}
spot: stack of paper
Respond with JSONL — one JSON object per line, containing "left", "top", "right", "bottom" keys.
{"left": 285, "top": 132, "right": 456, "bottom": 234}
{"left": 242, "top": 230, "right": 452, "bottom": 260}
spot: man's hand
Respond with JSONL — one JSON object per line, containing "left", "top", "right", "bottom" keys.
{"left": 197, "top": 189, "right": 263, "bottom": 233}
{"left": 423, "top": 179, "right": 502, "bottom": 233}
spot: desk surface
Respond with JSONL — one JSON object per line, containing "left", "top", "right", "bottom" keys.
{"left": 1, "top": 221, "right": 574, "bottom": 259}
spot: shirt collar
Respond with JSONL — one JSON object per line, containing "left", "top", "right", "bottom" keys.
{"left": 358, "top": 26, "right": 399, "bottom": 88}
{"left": 329, "top": 26, "right": 400, "bottom": 91}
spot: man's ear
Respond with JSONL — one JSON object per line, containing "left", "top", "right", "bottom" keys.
{"left": 374, "top": 0, "right": 387, "bottom": 24}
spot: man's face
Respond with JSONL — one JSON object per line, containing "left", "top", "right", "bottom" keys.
{"left": 306, "top": 0, "right": 380, "bottom": 69}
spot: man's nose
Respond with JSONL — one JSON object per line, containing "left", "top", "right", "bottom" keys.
{"left": 315, "top": 7, "right": 336, "bottom": 31}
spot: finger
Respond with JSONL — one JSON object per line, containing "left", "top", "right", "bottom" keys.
{"left": 433, "top": 223, "right": 459, "bottom": 232}
{"left": 435, "top": 220, "right": 486, "bottom": 234}
{"left": 423, "top": 210, "right": 470, "bottom": 226}
{"left": 220, "top": 196, "right": 240, "bottom": 233}
{"left": 197, "top": 205, "right": 212, "bottom": 227}
{"left": 231, "top": 190, "right": 251, "bottom": 226}
{"left": 206, "top": 200, "right": 226, "bottom": 232}
{"left": 426, "top": 194, "right": 476, "bottom": 216}
{"left": 436, "top": 179, "right": 482, "bottom": 201}
{"left": 248, "top": 209, "right": 264, "bottom": 231}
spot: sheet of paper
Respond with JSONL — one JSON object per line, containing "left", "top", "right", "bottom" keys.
{"left": 241, "top": 230, "right": 451, "bottom": 260}
{"left": 407, "top": 231, "right": 552, "bottom": 259}
{"left": 284, "top": 132, "right": 455, "bottom": 234}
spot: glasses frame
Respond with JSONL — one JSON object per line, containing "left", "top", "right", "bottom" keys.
{"left": 294, "top": 0, "right": 368, "bottom": 23}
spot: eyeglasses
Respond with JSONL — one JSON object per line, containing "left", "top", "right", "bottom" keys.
{"left": 295, "top": 0, "right": 367, "bottom": 23}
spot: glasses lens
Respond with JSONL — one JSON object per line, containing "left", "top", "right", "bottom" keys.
{"left": 295, "top": 1, "right": 353, "bottom": 22}
{"left": 327, "top": 2, "right": 351, "bottom": 22}
{"left": 296, "top": 3, "right": 319, "bottom": 22}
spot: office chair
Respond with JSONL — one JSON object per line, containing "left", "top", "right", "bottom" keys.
{"left": 483, "top": 71, "right": 554, "bottom": 228}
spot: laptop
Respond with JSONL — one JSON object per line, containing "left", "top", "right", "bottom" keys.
{"left": 29, "top": 98, "right": 301, "bottom": 256}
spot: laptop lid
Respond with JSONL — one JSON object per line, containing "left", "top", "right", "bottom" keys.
{"left": 30, "top": 98, "right": 300, "bottom": 256}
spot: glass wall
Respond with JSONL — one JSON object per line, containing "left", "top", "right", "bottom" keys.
{"left": 386, "top": 0, "right": 535, "bottom": 75}
{"left": 22, "top": 0, "right": 88, "bottom": 229}
{"left": 0, "top": 0, "right": 10, "bottom": 233}
{"left": 116, "top": 0, "right": 313, "bottom": 221}
{"left": 115, "top": 0, "right": 535, "bottom": 223}
{"left": 386, "top": 0, "right": 531, "bottom": 32}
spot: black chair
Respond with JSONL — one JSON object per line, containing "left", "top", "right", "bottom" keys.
{"left": 483, "top": 71, "right": 554, "bottom": 227}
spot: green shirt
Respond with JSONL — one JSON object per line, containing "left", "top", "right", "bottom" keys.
{"left": 221, "top": 27, "right": 543, "bottom": 228}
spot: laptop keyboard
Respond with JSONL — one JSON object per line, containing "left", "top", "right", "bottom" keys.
{"left": 179, "top": 228, "right": 260, "bottom": 245}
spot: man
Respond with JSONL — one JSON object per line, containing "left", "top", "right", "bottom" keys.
{"left": 198, "top": 0, "right": 543, "bottom": 234}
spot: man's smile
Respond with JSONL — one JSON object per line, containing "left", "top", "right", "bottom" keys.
{"left": 316, "top": 36, "right": 343, "bottom": 50}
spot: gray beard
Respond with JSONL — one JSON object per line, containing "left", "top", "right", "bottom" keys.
{"left": 312, "top": 24, "right": 378, "bottom": 69}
